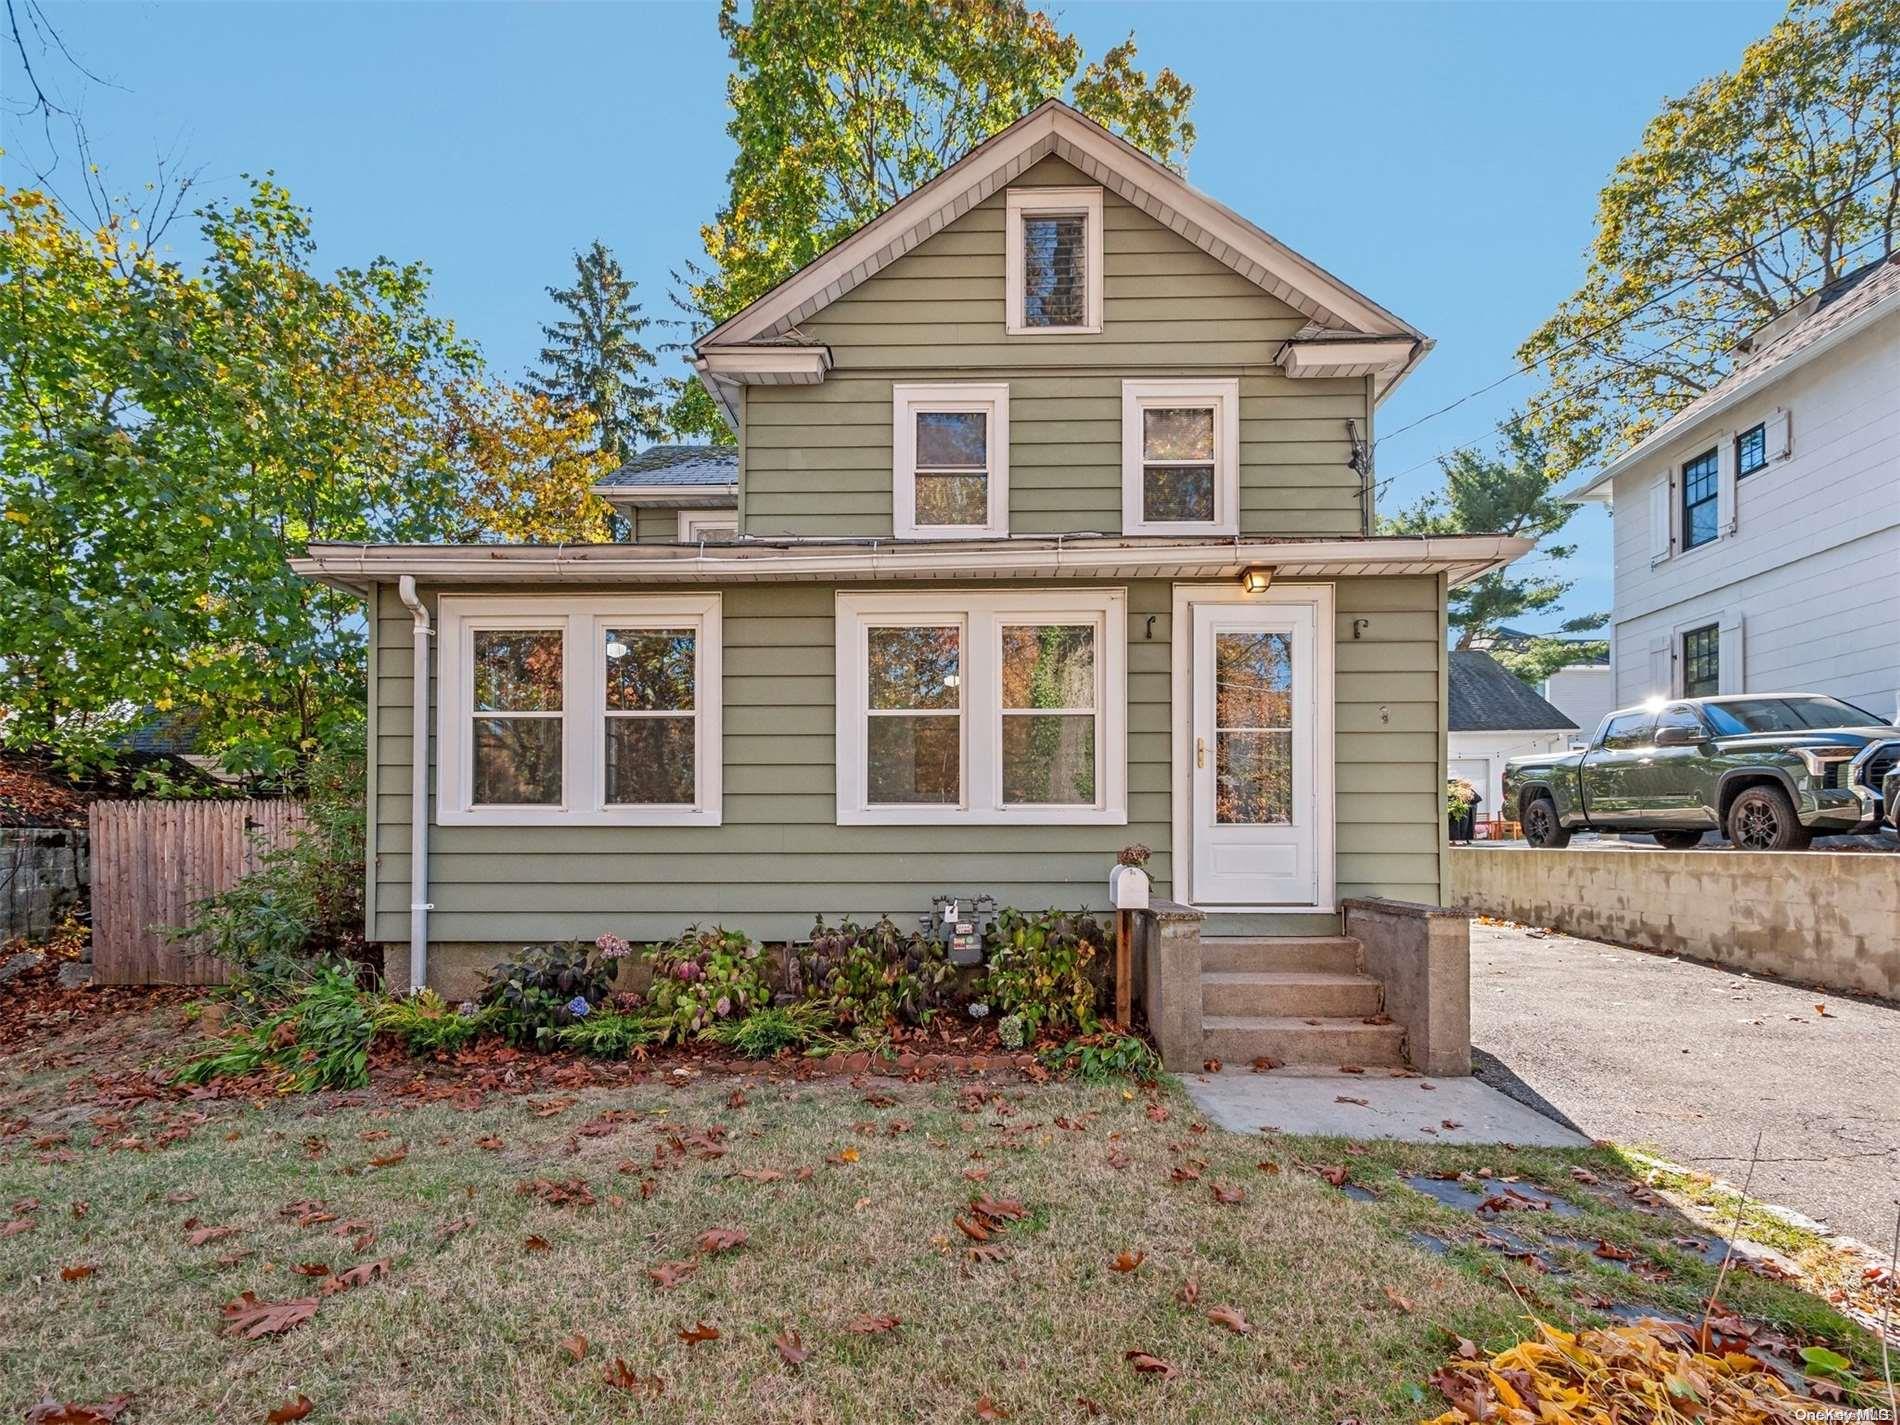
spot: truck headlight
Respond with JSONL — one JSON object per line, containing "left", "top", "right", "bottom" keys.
{"left": 1796, "top": 747, "right": 1854, "bottom": 777}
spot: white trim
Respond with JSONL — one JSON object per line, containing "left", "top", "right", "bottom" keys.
{"left": 591, "top": 482, "right": 736, "bottom": 503}
{"left": 1169, "top": 581, "right": 1336, "bottom": 913}
{"left": 834, "top": 588, "right": 1127, "bottom": 826}
{"left": 697, "top": 101, "right": 1424, "bottom": 359}
{"left": 892, "top": 383, "right": 1011, "bottom": 540}
{"left": 1005, "top": 186, "right": 1105, "bottom": 335}
{"left": 677, "top": 510, "right": 739, "bottom": 541}
{"left": 697, "top": 346, "right": 831, "bottom": 381}
{"left": 1277, "top": 338, "right": 1416, "bottom": 380}
{"left": 296, "top": 533, "right": 1535, "bottom": 593}
{"left": 1120, "top": 379, "right": 1240, "bottom": 536}
{"left": 436, "top": 594, "right": 722, "bottom": 828}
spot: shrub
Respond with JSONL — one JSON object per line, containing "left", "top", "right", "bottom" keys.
{"left": 981, "top": 907, "right": 1108, "bottom": 1041}
{"left": 480, "top": 942, "right": 621, "bottom": 1048}
{"left": 796, "top": 914, "right": 951, "bottom": 1028}
{"left": 1039, "top": 1032, "right": 1161, "bottom": 1084}
{"left": 555, "top": 1009, "right": 663, "bottom": 1058}
{"left": 174, "top": 966, "right": 374, "bottom": 1092}
{"left": 700, "top": 1001, "right": 836, "bottom": 1058}
{"left": 642, "top": 926, "right": 773, "bottom": 1043}
{"left": 170, "top": 728, "right": 367, "bottom": 1008}
{"left": 373, "top": 990, "right": 494, "bottom": 1056}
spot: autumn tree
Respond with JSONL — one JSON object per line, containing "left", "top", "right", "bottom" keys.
{"left": 1519, "top": 0, "right": 1900, "bottom": 478}
{"left": 665, "top": 0, "right": 1196, "bottom": 438}
{"left": 528, "top": 241, "right": 660, "bottom": 460}
{"left": 449, "top": 383, "right": 616, "bottom": 544}
{"left": 1380, "top": 414, "right": 1607, "bottom": 683}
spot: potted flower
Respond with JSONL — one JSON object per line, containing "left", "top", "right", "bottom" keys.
{"left": 1446, "top": 777, "right": 1481, "bottom": 844}
{"left": 1109, "top": 844, "right": 1151, "bottom": 910}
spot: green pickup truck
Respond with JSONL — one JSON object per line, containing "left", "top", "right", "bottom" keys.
{"left": 1502, "top": 694, "right": 1899, "bottom": 851}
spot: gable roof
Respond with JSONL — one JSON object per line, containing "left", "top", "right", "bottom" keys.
{"left": 696, "top": 100, "right": 1427, "bottom": 391}
{"left": 1565, "top": 254, "right": 1900, "bottom": 501}
{"left": 1448, "top": 650, "right": 1578, "bottom": 733}
{"left": 596, "top": 446, "right": 738, "bottom": 489}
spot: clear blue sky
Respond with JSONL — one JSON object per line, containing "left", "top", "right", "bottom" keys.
{"left": 8, "top": 1, "right": 1786, "bottom": 627}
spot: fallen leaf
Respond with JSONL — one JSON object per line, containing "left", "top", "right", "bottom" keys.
{"left": 319, "top": 1259, "right": 389, "bottom": 1296}
{"left": 25, "top": 1397, "right": 135, "bottom": 1424}
{"left": 647, "top": 1258, "right": 697, "bottom": 1289}
{"left": 774, "top": 1328, "right": 809, "bottom": 1366}
{"left": 367, "top": 1147, "right": 407, "bottom": 1168}
{"left": 1383, "top": 1285, "right": 1415, "bottom": 1313}
{"left": 60, "top": 1264, "right": 97, "bottom": 1281}
{"left": 523, "top": 1235, "right": 551, "bottom": 1253}
{"left": 727, "top": 1089, "right": 748, "bottom": 1108}
{"left": 974, "top": 1398, "right": 1010, "bottom": 1421}
{"left": 1814, "top": 1002, "right": 1832, "bottom": 1017}
{"left": 560, "top": 1332, "right": 588, "bottom": 1362}
{"left": 601, "top": 1359, "right": 662, "bottom": 1396}
{"left": 734, "top": 1168, "right": 783, "bottom": 1183}
{"left": 1207, "top": 1305, "right": 1253, "bottom": 1335}
{"left": 1594, "top": 1239, "right": 1637, "bottom": 1262}
{"left": 1569, "top": 1167, "right": 1601, "bottom": 1185}
{"left": 1256, "top": 1160, "right": 1280, "bottom": 1175}
{"left": 1111, "top": 1249, "right": 1146, "bottom": 1273}
{"left": 953, "top": 1214, "right": 991, "bottom": 1242}
{"left": 846, "top": 1313, "right": 901, "bottom": 1335}
{"left": 1202, "top": 1058, "right": 1222, "bottom": 1073}
{"left": 474, "top": 1135, "right": 503, "bottom": 1151}
{"left": 1125, "top": 1350, "right": 1178, "bottom": 1379}
{"left": 264, "top": 1398, "right": 313, "bottom": 1424}
{"left": 1178, "top": 1278, "right": 1200, "bottom": 1305}
{"left": 1334, "top": 1095, "right": 1369, "bottom": 1107}
{"left": 1210, "top": 1183, "right": 1244, "bottom": 1205}
{"left": 677, "top": 1321, "right": 720, "bottom": 1346}
{"left": 289, "top": 1263, "right": 331, "bottom": 1278}
{"left": 1250, "top": 1056, "right": 1279, "bottom": 1073}
{"left": 220, "top": 1291, "right": 319, "bottom": 1339}
{"left": 696, "top": 1227, "right": 747, "bottom": 1255}
{"left": 186, "top": 1225, "right": 237, "bottom": 1247}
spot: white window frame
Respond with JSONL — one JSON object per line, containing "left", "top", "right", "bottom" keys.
{"left": 1005, "top": 187, "right": 1104, "bottom": 336}
{"left": 1121, "top": 379, "right": 1240, "bottom": 536}
{"left": 835, "top": 589, "right": 1126, "bottom": 826}
{"left": 892, "top": 382, "right": 1010, "bottom": 540}
{"left": 437, "top": 594, "right": 722, "bottom": 827}
{"left": 676, "top": 509, "right": 738, "bottom": 541}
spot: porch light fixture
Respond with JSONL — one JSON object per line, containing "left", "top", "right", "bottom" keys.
{"left": 1239, "top": 565, "right": 1274, "bottom": 595}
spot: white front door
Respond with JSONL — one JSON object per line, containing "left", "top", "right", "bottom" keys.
{"left": 1188, "top": 597, "right": 1323, "bottom": 906}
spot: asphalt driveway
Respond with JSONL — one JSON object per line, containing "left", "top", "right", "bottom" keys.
{"left": 1469, "top": 919, "right": 1900, "bottom": 1249}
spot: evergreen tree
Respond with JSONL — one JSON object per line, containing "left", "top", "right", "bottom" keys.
{"left": 530, "top": 241, "right": 660, "bottom": 459}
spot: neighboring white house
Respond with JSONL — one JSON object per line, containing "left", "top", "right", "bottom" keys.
{"left": 1541, "top": 661, "right": 1614, "bottom": 743}
{"left": 1563, "top": 254, "right": 1900, "bottom": 723}
{"left": 1447, "top": 650, "right": 1577, "bottom": 821}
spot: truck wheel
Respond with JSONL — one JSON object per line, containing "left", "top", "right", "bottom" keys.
{"left": 1725, "top": 786, "right": 1812, "bottom": 851}
{"left": 1522, "top": 796, "right": 1571, "bottom": 849}
{"left": 1652, "top": 830, "right": 1704, "bottom": 850}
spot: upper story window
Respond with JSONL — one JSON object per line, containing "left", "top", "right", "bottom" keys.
{"left": 891, "top": 383, "right": 1009, "bottom": 539}
{"left": 438, "top": 595, "right": 723, "bottom": 826}
{"left": 1735, "top": 422, "right": 1767, "bottom": 477}
{"left": 1121, "top": 379, "right": 1239, "bottom": 535}
{"left": 1680, "top": 447, "right": 1720, "bottom": 551}
{"left": 1005, "top": 187, "right": 1104, "bottom": 335}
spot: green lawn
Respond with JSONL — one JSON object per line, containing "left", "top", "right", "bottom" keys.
{"left": 1, "top": 1005, "right": 1884, "bottom": 1424}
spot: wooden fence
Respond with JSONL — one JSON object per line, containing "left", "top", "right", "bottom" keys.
{"left": 88, "top": 799, "right": 306, "bottom": 986}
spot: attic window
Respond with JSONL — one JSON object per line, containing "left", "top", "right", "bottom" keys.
{"left": 1006, "top": 188, "right": 1104, "bottom": 335}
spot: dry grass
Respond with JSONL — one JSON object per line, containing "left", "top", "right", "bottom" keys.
{"left": 0, "top": 1011, "right": 1882, "bottom": 1424}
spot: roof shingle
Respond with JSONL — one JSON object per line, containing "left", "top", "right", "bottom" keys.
{"left": 598, "top": 445, "right": 738, "bottom": 488}
{"left": 1448, "top": 650, "right": 1578, "bottom": 733}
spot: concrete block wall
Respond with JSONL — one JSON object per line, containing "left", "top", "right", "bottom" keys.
{"left": 1450, "top": 846, "right": 1900, "bottom": 1002}
{"left": 2, "top": 828, "right": 89, "bottom": 943}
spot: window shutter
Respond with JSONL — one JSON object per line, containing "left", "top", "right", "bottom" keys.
{"left": 1717, "top": 434, "right": 1738, "bottom": 536}
{"left": 1648, "top": 633, "right": 1673, "bottom": 700}
{"left": 1647, "top": 477, "right": 1672, "bottom": 565}
{"left": 1718, "top": 611, "right": 1745, "bottom": 694}
{"left": 1764, "top": 407, "right": 1791, "bottom": 462}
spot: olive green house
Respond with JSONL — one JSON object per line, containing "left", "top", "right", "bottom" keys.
{"left": 296, "top": 102, "right": 1526, "bottom": 1071}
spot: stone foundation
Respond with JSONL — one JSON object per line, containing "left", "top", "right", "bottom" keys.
{"left": 2, "top": 828, "right": 89, "bottom": 943}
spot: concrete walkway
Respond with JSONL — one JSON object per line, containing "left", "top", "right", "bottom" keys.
{"left": 1183, "top": 1066, "right": 1589, "bottom": 1147}
{"left": 1470, "top": 919, "right": 1900, "bottom": 1248}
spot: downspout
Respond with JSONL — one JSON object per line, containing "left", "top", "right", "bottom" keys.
{"left": 397, "top": 576, "right": 433, "bottom": 993}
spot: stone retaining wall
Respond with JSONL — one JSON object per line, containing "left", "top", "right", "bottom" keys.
{"left": 2, "top": 827, "right": 89, "bottom": 943}
{"left": 1449, "top": 846, "right": 1900, "bottom": 1002}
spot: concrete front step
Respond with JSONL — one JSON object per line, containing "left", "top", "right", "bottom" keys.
{"left": 1201, "top": 1014, "right": 1406, "bottom": 1068}
{"left": 1200, "top": 970, "right": 1383, "bottom": 1019}
{"left": 1199, "top": 935, "right": 1363, "bottom": 975}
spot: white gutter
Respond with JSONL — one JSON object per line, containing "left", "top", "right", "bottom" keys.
{"left": 396, "top": 575, "right": 433, "bottom": 993}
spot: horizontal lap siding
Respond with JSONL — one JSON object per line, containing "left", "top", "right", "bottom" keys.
{"left": 744, "top": 156, "right": 1367, "bottom": 541}
{"left": 370, "top": 575, "right": 1444, "bottom": 948}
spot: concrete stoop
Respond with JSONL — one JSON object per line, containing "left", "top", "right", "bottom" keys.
{"left": 1136, "top": 899, "right": 1473, "bottom": 1077}
{"left": 1199, "top": 937, "right": 1402, "bottom": 1068}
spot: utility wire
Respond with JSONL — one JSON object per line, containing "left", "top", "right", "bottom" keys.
{"left": 1373, "top": 162, "right": 1900, "bottom": 454}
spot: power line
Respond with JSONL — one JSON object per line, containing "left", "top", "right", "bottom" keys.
{"left": 1373, "top": 163, "right": 1900, "bottom": 453}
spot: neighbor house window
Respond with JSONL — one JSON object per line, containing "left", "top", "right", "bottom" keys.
{"left": 676, "top": 510, "right": 737, "bottom": 541}
{"left": 1735, "top": 422, "right": 1767, "bottom": 477}
{"left": 1121, "top": 379, "right": 1240, "bottom": 535}
{"left": 891, "top": 383, "right": 1009, "bottom": 539}
{"left": 438, "top": 595, "right": 722, "bottom": 826}
{"left": 1682, "top": 623, "right": 1719, "bottom": 698}
{"left": 1005, "top": 187, "right": 1104, "bottom": 335}
{"left": 1680, "top": 447, "right": 1720, "bottom": 550}
{"left": 836, "top": 590, "right": 1126, "bottom": 825}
